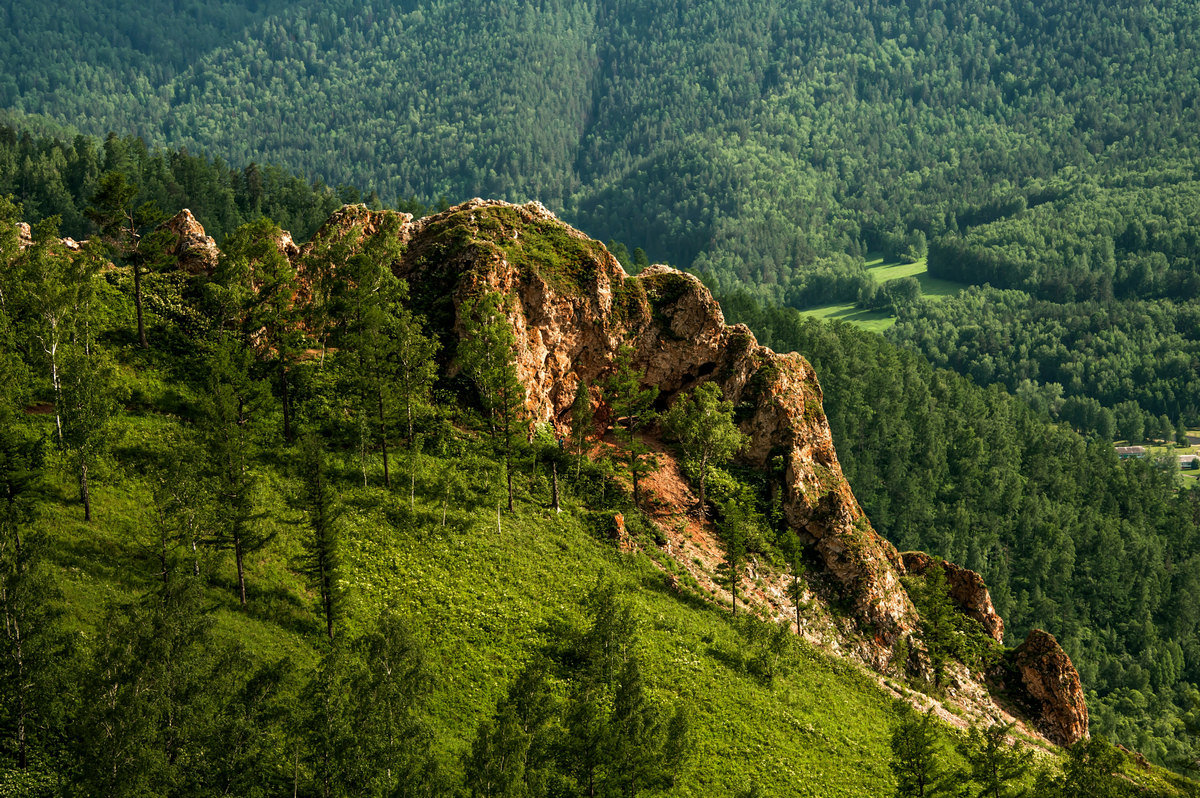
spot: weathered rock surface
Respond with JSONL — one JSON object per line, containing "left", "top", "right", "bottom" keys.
{"left": 16, "top": 222, "right": 31, "bottom": 248}
{"left": 297, "top": 198, "right": 920, "bottom": 663}
{"left": 902, "top": 551, "right": 1005, "bottom": 643}
{"left": 157, "top": 209, "right": 220, "bottom": 274}
{"left": 1008, "top": 629, "right": 1089, "bottom": 746}
{"left": 136, "top": 198, "right": 1092, "bottom": 745}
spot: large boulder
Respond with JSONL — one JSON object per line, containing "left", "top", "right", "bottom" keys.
{"left": 156, "top": 209, "right": 220, "bottom": 275}
{"left": 1009, "top": 629, "right": 1089, "bottom": 746}
{"left": 902, "top": 551, "right": 1005, "bottom": 643}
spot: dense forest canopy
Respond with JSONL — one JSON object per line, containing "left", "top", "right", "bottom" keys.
{"left": 4, "top": 0, "right": 1200, "bottom": 296}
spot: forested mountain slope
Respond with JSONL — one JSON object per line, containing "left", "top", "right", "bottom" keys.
{"left": 5, "top": 0, "right": 1200, "bottom": 302}
{"left": 4, "top": 192, "right": 1187, "bottom": 795}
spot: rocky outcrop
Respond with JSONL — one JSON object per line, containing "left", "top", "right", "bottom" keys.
{"left": 157, "top": 209, "right": 220, "bottom": 274}
{"left": 902, "top": 551, "right": 1004, "bottom": 643}
{"left": 1008, "top": 629, "right": 1089, "bottom": 746}
{"left": 159, "top": 198, "right": 1090, "bottom": 743}
{"left": 295, "top": 198, "right": 920, "bottom": 663}
{"left": 16, "top": 222, "right": 31, "bottom": 248}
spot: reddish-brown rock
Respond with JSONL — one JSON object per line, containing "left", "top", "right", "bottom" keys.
{"left": 902, "top": 551, "right": 1005, "bottom": 643}
{"left": 1010, "top": 629, "right": 1089, "bottom": 746}
{"left": 131, "top": 197, "right": 1094, "bottom": 742}
{"left": 293, "top": 200, "right": 919, "bottom": 658}
{"left": 345, "top": 199, "right": 922, "bottom": 662}
{"left": 157, "top": 209, "right": 220, "bottom": 275}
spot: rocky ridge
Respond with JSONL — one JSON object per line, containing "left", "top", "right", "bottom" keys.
{"left": 155, "top": 199, "right": 1090, "bottom": 747}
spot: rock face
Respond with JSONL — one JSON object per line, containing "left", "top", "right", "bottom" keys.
{"left": 1009, "top": 629, "right": 1089, "bottom": 746}
{"left": 157, "top": 209, "right": 220, "bottom": 274}
{"left": 902, "top": 551, "right": 1005, "bottom": 643}
{"left": 150, "top": 197, "right": 1092, "bottom": 743}
{"left": 16, "top": 222, "right": 32, "bottom": 248}
{"left": 299, "top": 198, "right": 919, "bottom": 663}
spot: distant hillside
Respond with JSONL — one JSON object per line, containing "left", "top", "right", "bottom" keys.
{"left": 5, "top": 0, "right": 1200, "bottom": 303}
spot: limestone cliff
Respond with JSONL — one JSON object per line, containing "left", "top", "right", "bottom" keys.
{"left": 157, "top": 209, "right": 220, "bottom": 274}
{"left": 999, "top": 629, "right": 1090, "bottom": 746}
{"left": 902, "top": 550, "right": 1005, "bottom": 643}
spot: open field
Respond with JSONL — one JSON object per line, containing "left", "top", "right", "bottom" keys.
{"left": 799, "top": 255, "right": 965, "bottom": 332}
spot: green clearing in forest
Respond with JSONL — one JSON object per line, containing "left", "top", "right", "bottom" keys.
{"left": 798, "top": 255, "right": 965, "bottom": 332}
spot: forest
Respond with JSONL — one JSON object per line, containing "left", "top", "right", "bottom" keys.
{"left": 4, "top": 0, "right": 1200, "bottom": 302}
{"left": 5, "top": 0, "right": 1200, "bottom": 789}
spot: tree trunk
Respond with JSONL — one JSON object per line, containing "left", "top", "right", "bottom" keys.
{"left": 631, "top": 455, "right": 640, "bottom": 509}
{"left": 697, "top": 457, "right": 707, "bottom": 524}
{"left": 80, "top": 458, "right": 92, "bottom": 522}
{"left": 506, "top": 449, "right": 515, "bottom": 514}
{"left": 133, "top": 260, "right": 147, "bottom": 349}
{"left": 378, "top": 387, "right": 391, "bottom": 489}
{"left": 235, "top": 536, "right": 247, "bottom": 607}
{"left": 48, "top": 335, "right": 63, "bottom": 446}
{"left": 795, "top": 574, "right": 801, "bottom": 632}
{"left": 14, "top": 613, "right": 26, "bottom": 770}
{"left": 323, "top": 572, "right": 334, "bottom": 641}
{"left": 281, "top": 364, "right": 293, "bottom": 442}
{"left": 551, "top": 459, "right": 560, "bottom": 513}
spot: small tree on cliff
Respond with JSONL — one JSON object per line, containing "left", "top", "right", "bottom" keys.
{"left": 780, "top": 529, "right": 807, "bottom": 632}
{"left": 662, "top": 382, "right": 746, "bottom": 523}
{"left": 603, "top": 345, "right": 658, "bottom": 510}
{"left": 460, "top": 292, "right": 525, "bottom": 514}
{"left": 912, "top": 565, "right": 959, "bottom": 688}
{"left": 570, "top": 380, "right": 595, "bottom": 482}
{"left": 717, "top": 489, "right": 760, "bottom": 617}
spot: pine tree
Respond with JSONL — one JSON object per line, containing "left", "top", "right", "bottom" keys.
{"left": 603, "top": 345, "right": 658, "bottom": 510}
{"left": 569, "top": 380, "right": 595, "bottom": 482}
{"left": 781, "top": 529, "right": 807, "bottom": 632}
{"left": 914, "top": 564, "right": 959, "bottom": 687}
{"left": 200, "top": 338, "right": 273, "bottom": 607}
{"left": 298, "top": 434, "right": 341, "bottom": 640}
{"left": 890, "top": 707, "right": 947, "bottom": 797}
{"left": 957, "top": 722, "right": 1032, "bottom": 798}
{"left": 717, "top": 490, "right": 758, "bottom": 616}
{"left": 662, "top": 382, "right": 746, "bottom": 523}
{"left": 58, "top": 345, "right": 121, "bottom": 522}
{"left": 460, "top": 292, "right": 526, "bottom": 515}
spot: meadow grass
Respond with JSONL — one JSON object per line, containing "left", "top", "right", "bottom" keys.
{"left": 800, "top": 255, "right": 966, "bottom": 333}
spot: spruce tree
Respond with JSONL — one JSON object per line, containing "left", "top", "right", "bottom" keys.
{"left": 58, "top": 346, "right": 120, "bottom": 522}
{"left": 717, "top": 490, "right": 759, "bottom": 617}
{"left": 957, "top": 722, "right": 1032, "bottom": 798}
{"left": 459, "top": 292, "right": 526, "bottom": 515}
{"left": 890, "top": 707, "right": 947, "bottom": 797}
{"left": 569, "top": 380, "right": 595, "bottom": 482}
{"left": 200, "top": 338, "right": 272, "bottom": 607}
{"left": 298, "top": 434, "right": 341, "bottom": 640}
